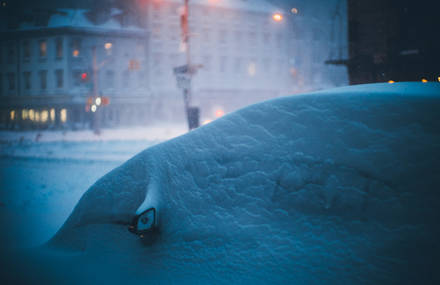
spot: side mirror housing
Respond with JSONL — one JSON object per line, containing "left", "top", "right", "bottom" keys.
{"left": 128, "top": 207, "right": 157, "bottom": 235}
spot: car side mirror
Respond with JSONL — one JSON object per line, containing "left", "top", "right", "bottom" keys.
{"left": 128, "top": 207, "right": 157, "bottom": 236}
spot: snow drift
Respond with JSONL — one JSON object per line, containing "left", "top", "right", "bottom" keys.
{"left": 10, "top": 83, "right": 440, "bottom": 284}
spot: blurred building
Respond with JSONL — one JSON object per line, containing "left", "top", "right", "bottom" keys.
{"left": 346, "top": 0, "right": 439, "bottom": 84}
{"left": 139, "top": 0, "right": 294, "bottom": 123}
{"left": 0, "top": 0, "right": 349, "bottom": 129}
{"left": 0, "top": 8, "right": 149, "bottom": 130}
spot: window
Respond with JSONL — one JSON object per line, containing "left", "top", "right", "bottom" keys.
{"left": 219, "top": 30, "right": 227, "bottom": 44}
{"left": 55, "top": 69, "right": 63, "bottom": 88}
{"left": 219, "top": 56, "right": 227, "bottom": 73}
{"left": 39, "top": 70, "right": 47, "bottom": 90}
{"left": 72, "top": 38, "right": 81, "bottom": 57}
{"left": 263, "top": 59, "right": 271, "bottom": 73}
{"left": 122, "top": 70, "right": 131, "bottom": 88}
{"left": 105, "top": 70, "right": 115, "bottom": 88}
{"left": 138, "top": 72, "right": 146, "bottom": 87}
{"left": 235, "top": 31, "right": 242, "bottom": 42}
{"left": 23, "top": 41, "right": 31, "bottom": 60}
{"left": 248, "top": 31, "right": 257, "bottom": 44}
{"left": 234, "top": 57, "right": 242, "bottom": 73}
{"left": 56, "top": 38, "right": 63, "bottom": 58}
{"left": 7, "top": 72, "right": 15, "bottom": 90}
{"left": 203, "top": 56, "right": 211, "bottom": 71}
{"left": 7, "top": 45, "right": 14, "bottom": 64}
{"left": 23, "top": 72, "right": 31, "bottom": 89}
{"left": 39, "top": 40, "right": 47, "bottom": 58}
{"left": 73, "top": 70, "right": 81, "bottom": 86}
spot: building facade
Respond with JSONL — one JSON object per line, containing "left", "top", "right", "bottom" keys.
{"left": 0, "top": 0, "right": 349, "bottom": 130}
{"left": 0, "top": 9, "right": 150, "bottom": 130}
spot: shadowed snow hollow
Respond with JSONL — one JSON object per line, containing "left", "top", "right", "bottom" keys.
{"left": 22, "top": 83, "right": 440, "bottom": 284}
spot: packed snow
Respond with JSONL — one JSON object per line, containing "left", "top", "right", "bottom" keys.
{"left": 2, "top": 82, "right": 440, "bottom": 284}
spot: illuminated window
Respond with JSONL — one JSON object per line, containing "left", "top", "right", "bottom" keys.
{"left": 41, "top": 110, "right": 48, "bottom": 123}
{"left": 29, "top": 109, "right": 35, "bottom": 121}
{"left": 50, "top": 108, "right": 55, "bottom": 122}
{"left": 72, "top": 38, "right": 81, "bottom": 57}
{"left": 60, "top": 108, "right": 67, "bottom": 123}
{"left": 39, "top": 40, "right": 47, "bottom": 57}
{"left": 10, "top": 110, "right": 15, "bottom": 121}
{"left": 22, "top": 109, "right": 28, "bottom": 120}
{"left": 35, "top": 111, "right": 40, "bottom": 122}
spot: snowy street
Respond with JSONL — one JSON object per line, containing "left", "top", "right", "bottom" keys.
{"left": 0, "top": 124, "right": 185, "bottom": 249}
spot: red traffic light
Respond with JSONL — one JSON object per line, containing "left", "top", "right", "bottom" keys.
{"left": 81, "top": 72, "right": 88, "bottom": 80}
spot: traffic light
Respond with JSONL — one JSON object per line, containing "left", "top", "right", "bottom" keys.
{"left": 81, "top": 72, "right": 89, "bottom": 82}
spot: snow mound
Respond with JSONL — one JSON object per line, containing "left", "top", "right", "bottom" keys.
{"left": 46, "top": 83, "right": 440, "bottom": 284}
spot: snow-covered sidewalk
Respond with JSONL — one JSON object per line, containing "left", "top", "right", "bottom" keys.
{"left": 0, "top": 124, "right": 187, "bottom": 162}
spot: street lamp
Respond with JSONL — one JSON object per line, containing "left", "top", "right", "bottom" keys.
{"left": 273, "top": 13, "right": 283, "bottom": 22}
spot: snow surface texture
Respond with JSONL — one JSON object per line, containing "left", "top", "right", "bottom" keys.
{"left": 6, "top": 83, "right": 440, "bottom": 284}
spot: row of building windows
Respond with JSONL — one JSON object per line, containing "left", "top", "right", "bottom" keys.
{"left": 8, "top": 108, "right": 67, "bottom": 124}
{"left": 0, "top": 69, "right": 146, "bottom": 93}
{"left": 151, "top": 53, "right": 285, "bottom": 75}
{"left": 0, "top": 70, "right": 64, "bottom": 92}
{"left": 151, "top": 25, "right": 285, "bottom": 47}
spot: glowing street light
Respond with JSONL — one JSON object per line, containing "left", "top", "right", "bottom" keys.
{"left": 421, "top": 78, "right": 428, "bottom": 83}
{"left": 291, "top": 8, "right": 299, "bottom": 14}
{"left": 91, "top": 104, "right": 97, "bottom": 112}
{"left": 273, "top": 13, "right": 283, "bottom": 22}
{"left": 95, "top": 97, "right": 102, "bottom": 106}
{"left": 388, "top": 80, "right": 395, "bottom": 84}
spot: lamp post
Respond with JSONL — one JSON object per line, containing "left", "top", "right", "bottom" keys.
{"left": 174, "top": 0, "right": 200, "bottom": 130}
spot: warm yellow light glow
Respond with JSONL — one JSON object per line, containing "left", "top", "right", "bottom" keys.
{"left": 50, "top": 108, "right": 55, "bottom": 121}
{"left": 104, "top": 42, "right": 112, "bottom": 50}
{"left": 73, "top": 49, "right": 80, "bottom": 57}
{"left": 202, "top": 119, "right": 212, "bottom": 125}
{"left": 273, "top": 13, "right": 283, "bottom": 22}
{"left": 388, "top": 80, "right": 395, "bottom": 84}
{"left": 421, "top": 78, "right": 428, "bottom": 83}
{"left": 95, "top": 97, "right": 102, "bottom": 106}
{"left": 22, "top": 109, "right": 28, "bottom": 120}
{"left": 60, "top": 108, "right": 67, "bottom": 123}
{"left": 10, "top": 110, "right": 15, "bottom": 121}
{"left": 438, "top": 76, "right": 440, "bottom": 82}
{"left": 215, "top": 109, "right": 225, "bottom": 118}
{"left": 291, "top": 8, "right": 298, "bottom": 14}
{"left": 41, "top": 110, "right": 48, "bottom": 123}
{"left": 91, "top": 104, "right": 97, "bottom": 112}
{"left": 248, "top": 62, "right": 256, "bottom": 76}
{"left": 35, "top": 111, "right": 40, "bottom": 122}
{"left": 29, "top": 109, "right": 35, "bottom": 121}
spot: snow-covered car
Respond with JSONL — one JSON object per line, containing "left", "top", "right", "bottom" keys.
{"left": 12, "top": 83, "right": 440, "bottom": 284}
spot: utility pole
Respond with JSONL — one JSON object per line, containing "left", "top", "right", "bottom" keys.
{"left": 174, "top": 0, "right": 200, "bottom": 130}
{"left": 92, "top": 46, "right": 100, "bottom": 134}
